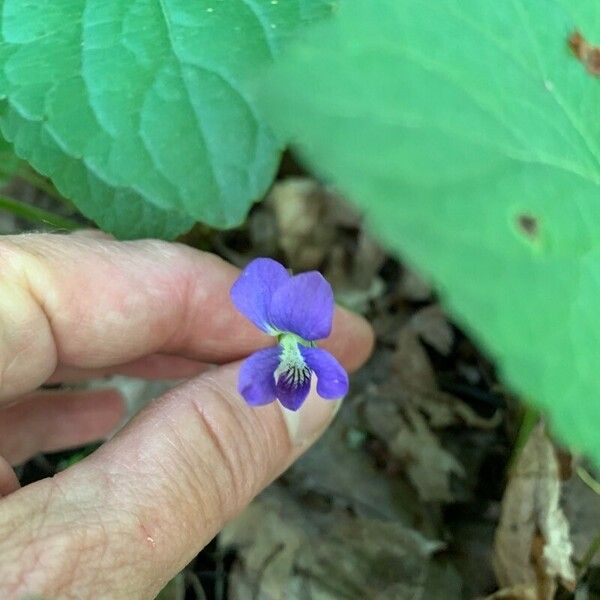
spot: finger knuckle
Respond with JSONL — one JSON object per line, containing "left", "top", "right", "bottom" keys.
{"left": 0, "top": 237, "right": 57, "bottom": 397}
{"left": 188, "top": 378, "right": 280, "bottom": 516}
{"left": 0, "top": 236, "right": 50, "bottom": 284}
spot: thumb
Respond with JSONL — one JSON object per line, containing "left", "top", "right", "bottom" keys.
{"left": 0, "top": 336, "right": 372, "bottom": 598}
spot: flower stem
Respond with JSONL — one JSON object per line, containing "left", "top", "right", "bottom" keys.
{"left": 0, "top": 195, "right": 79, "bottom": 231}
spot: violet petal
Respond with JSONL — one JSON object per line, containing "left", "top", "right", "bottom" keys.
{"left": 230, "top": 258, "right": 290, "bottom": 333}
{"left": 301, "top": 347, "right": 348, "bottom": 399}
{"left": 238, "top": 346, "right": 281, "bottom": 406}
{"left": 276, "top": 368, "right": 312, "bottom": 411}
{"left": 268, "top": 272, "right": 334, "bottom": 340}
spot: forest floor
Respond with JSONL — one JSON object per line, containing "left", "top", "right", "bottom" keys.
{"left": 3, "top": 165, "right": 600, "bottom": 600}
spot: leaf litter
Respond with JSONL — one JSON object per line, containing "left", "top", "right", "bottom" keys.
{"left": 219, "top": 484, "right": 458, "bottom": 600}
{"left": 212, "top": 178, "right": 599, "bottom": 600}
{"left": 491, "top": 423, "right": 576, "bottom": 600}
{"left": 9, "top": 174, "right": 600, "bottom": 599}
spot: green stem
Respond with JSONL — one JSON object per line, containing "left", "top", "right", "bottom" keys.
{"left": 577, "top": 531, "right": 600, "bottom": 578}
{"left": 575, "top": 467, "right": 600, "bottom": 577}
{"left": 508, "top": 404, "right": 540, "bottom": 469}
{"left": 0, "top": 163, "right": 70, "bottom": 204}
{"left": 17, "top": 168, "right": 66, "bottom": 203}
{"left": 0, "top": 195, "right": 79, "bottom": 231}
{"left": 577, "top": 465, "right": 600, "bottom": 496}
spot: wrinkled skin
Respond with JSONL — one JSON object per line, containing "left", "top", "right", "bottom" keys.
{"left": 0, "top": 233, "right": 373, "bottom": 599}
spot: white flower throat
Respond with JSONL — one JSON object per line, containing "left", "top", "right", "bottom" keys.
{"left": 276, "top": 333, "right": 314, "bottom": 388}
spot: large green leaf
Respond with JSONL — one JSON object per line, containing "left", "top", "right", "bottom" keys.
{"left": 265, "top": 0, "right": 600, "bottom": 463}
{"left": 0, "top": 0, "right": 333, "bottom": 238}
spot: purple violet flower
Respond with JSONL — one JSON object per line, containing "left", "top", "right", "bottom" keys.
{"left": 230, "top": 258, "right": 349, "bottom": 411}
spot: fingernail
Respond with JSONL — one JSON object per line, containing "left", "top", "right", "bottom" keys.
{"left": 280, "top": 388, "right": 343, "bottom": 449}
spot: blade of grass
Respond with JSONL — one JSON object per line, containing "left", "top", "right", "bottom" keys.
{"left": 0, "top": 195, "right": 79, "bottom": 231}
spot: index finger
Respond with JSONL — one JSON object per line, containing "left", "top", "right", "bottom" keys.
{"left": 0, "top": 234, "right": 373, "bottom": 398}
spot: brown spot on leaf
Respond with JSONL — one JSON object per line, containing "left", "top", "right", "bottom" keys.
{"left": 568, "top": 30, "right": 600, "bottom": 76}
{"left": 517, "top": 214, "right": 539, "bottom": 240}
{"left": 569, "top": 31, "right": 586, "bottom": 59}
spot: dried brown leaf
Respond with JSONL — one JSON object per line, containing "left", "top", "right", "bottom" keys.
{"left": 220, "top": 485, "right": 451, "bottom": 600}
{"left": 219, "top": 486, "right": 309, "bottom": 600}
{"left": 409, "top": 304, "right": 454, "bottom": 356}
{"left": 268, "top": 177, "right": 386, "bottom": 313}
{"left": 493, "top": 423, "right": 576, "bottom": 599}
{"left": 392, "top": 307, "right": 499, "bottom": 429}
{"left": 364, "top": 397, "right": 465, "bottom": 502}
{"left": 325, "top": 230, "right": 386, "bottom": 313}
{"left": 287, "top": 398, "right": 427, "bottom": 525}
{"left": 394, "top": 323, "right": 438, "bottom": 392}
{"left": 390, "top": 405, "right": 466, "bottom": 501}
{"left": 362, "top": 307, "right": 498, "bottom": 501}
{"left": 482, "top": 583, "right": 537, "bottom": 600}
{"left": 399, "top": 267, "right": 433, "bottom": 301}
{"left": 563, "top": 470, "right": 600, "bottom": 569}
{"left": 294, "top": 517, "right": 445, "bottom": 599}
{"left": 351, "top": 229, "right": 387, "bottom": 289}
{"left": 269, "top": 178, "right": 334, "bottom": 271}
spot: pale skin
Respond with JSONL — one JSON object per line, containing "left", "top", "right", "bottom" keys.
{"left": 0, "top": 232, "right": 374, "bottom": 599}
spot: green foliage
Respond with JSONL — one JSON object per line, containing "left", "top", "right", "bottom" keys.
{"left": 156, "top": 572, "right": 185, "bottom": 600}
{"left": 264, "top": 0, "right": 600, "bottom": 464}
{"left": 55, "top": 443, "right": 100, "bottom": 472}
{"left": 0, "top": 0, "right": 333, "bottom": 238}
{"left": 0, "top": 194, "right": 79, "bottom": 231}
{"left": 0, "top": 133, "right": 20, "bottom": 185}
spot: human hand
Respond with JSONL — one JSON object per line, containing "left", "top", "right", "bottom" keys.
{"left": 0, "top": 233, "right": 373, "bottom": 599}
